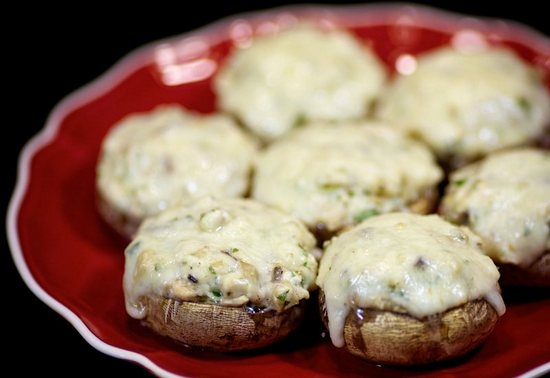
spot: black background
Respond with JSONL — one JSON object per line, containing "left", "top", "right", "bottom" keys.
{"left": 5, "top": 1, "right": 548, "bottom": 376}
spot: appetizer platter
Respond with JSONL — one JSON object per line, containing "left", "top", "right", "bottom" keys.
{"left": 7, "top": 2, "right": 550, "bottom": 377}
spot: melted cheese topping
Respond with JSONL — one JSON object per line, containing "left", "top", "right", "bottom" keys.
{"left": 215, "top": 23, "right": 388, "bottom": 142}
{"left": 316, "top": 212, "right": 505, "bottom": 348}
{"left": 440, "top": 148, "right": 550, "bottom": 267}
{"left": 375, "top": 46, "right": 550, "bottom": 163}
{"left": 251, "top": 122, "right": 443, "bottom": 232}
{"left": 96, "top": 104, "right": 259, "bottom": 221}
{"left": 123, "top": 196, "right": 319, "bottom": 319}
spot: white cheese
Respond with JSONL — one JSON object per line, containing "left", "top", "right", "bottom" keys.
{"left": 96, "top": 104, "right": 259, "bottom": 223}
{"left": 123, "top": 196, "right": 319, "bottom": 320}
{"left": 440, "top": 147, "right": 550, "bottom": 267}
{"left": 375, "top": 46, "right": 550, "bottom": 164}
{"left": 316, "top": 212, "right": 505, "bottom": 348}
{"left": 215, "top": 23, "right": 388, "bottom": 142}
{"left": 251, "top": 121, "right": 443, "bottom": 232}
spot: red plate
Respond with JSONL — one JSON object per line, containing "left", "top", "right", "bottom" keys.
{"left": 8, "top": 3, "right": 550, "bottom": 377}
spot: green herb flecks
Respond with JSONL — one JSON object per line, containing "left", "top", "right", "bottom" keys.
{"left": 277, "top": 290, "right": 290, "bottom": 307}
{"left": 210, "top": 288, "right": 222, "bottom": 303}
{"left": 453, "top": 177, "right": 468, "bottom": 187}
{"left": 320, "top": 182, "right": 354, "bottom": 196}
{"left": 222, "top": 247, "right": 239, "bottom": 254}
{"left": 517, "top": 96, "right": 531, "bottom": 113}
{"left": 353, "top": 208, "right": 379, "bottom": 223}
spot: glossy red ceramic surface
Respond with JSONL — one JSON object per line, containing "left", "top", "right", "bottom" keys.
{"left": 8, "top": 3, "right": 550, "bottom": 377}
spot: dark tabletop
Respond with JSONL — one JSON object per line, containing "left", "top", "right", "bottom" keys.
{"left": 5, "top": 1, "right": 548, "bottom": 376}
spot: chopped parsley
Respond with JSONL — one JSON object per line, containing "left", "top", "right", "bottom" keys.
{"left": 276, "top": 290, "right": 290, "bottom": 307}
{"left": 353, "top": 208, "right": 379, "bottom": 223}
{"left": 517, "top": 96, "right": 531, "bottom": 113}
{"left": 453, "top": 177, "right": 468, "bottom": 186}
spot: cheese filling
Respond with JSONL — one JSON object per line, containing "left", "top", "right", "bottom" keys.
{"left": 215, "top": 23, "right": 387, "bottom": 142}
{"left": 440, "top": 148, "right": 550, "bottom": 267}
{"left": 252, "top": 122, "right": 443, "bottom": 232}
{"left": 375, "top": 46, "right": 550, "bottom": 162}
{"left": 123, "top": 196, "right": 319, "bottom": 319}
{"left": 96, "top": 104, "right": 259, "bottom": 221}
{"left": 316, "top": 212, "right": 505, "bottom": 348}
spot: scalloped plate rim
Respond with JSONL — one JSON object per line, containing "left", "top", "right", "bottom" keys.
{"left": 7, "top": 2, "right": 550, "bottom": 378}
